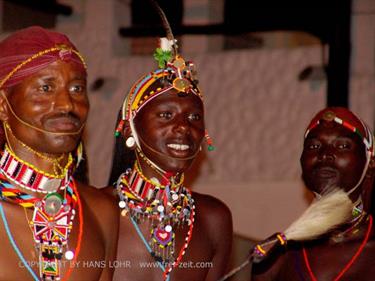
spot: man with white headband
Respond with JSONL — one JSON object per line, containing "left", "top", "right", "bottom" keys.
{"left": 251, "top": 107, "right": 375, "bottom": 281}
{"left": 0, "top": 26, "right": 118, "bottom": 280}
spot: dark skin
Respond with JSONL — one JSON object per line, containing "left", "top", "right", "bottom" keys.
{"left": 110, "top": 91, "right": 233, "bottom": 281}
{"left": 252, "top": 120, "right": 375, "bottom": 281}
{"left": 0, "top": 60, "right": 118, "bottom": 281}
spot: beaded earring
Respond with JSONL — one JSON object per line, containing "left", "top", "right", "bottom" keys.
{"left": 205, "top": 130, "right": 215, "bottom": 151}
{"left": 115, "top": 120, "right": 125, "bottom": 137}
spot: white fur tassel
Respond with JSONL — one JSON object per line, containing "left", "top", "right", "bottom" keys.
{"left": 284, "top": 189, "right": 353, "bottom": 241}
{"left": 160, "top": 37, "right": 174, "bottom": 52}
{"left": 217, "top": 189, "right": 355, "bottom": 281}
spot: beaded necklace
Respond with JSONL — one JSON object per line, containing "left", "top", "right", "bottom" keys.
{"left": 303, "top": 215, "right": 373, "bottom": 281}
{"left": 116, "top": 162, "right": 195, "bottom": 280}
{"left": 330, "top": 204, "right": 367, "bottom": 244}
{"left": 0, "top": 152, "right": 82, "bottom": 281}
{"left": 3, "top": 122, "right": 68, "bottom": 177}
{"left": 1, "top": 144, "right": 72, "bottom": 193}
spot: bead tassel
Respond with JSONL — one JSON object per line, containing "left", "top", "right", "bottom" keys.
{"left": 205, "top": 130, "right": 215, "bottom": 151}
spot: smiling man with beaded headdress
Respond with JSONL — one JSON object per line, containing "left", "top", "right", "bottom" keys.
{"left": 106, "top": 2, "right": 232, "bottom": 281}
{"left": 0, "top": 26, "right": 118, "bottom": 280}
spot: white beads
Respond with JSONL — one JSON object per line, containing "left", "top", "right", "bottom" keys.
{"left": 65, "top": 250, "right": 74, "bottom": 260}
{"left": 165, "top": 225, "right": 172, "bottom": 232}
{"left": 125, "top": 137, "right": 135, "bottom": 148}
{"left": 119, "top": 201, "right": 126, "bottom": 208}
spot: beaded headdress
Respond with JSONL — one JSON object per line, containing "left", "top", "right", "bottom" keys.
{"left": 115, "top": 1, "right": 213, "bottom": 153}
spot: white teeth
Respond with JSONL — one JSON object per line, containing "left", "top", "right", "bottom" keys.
{"left": 167, "top": 144, "right": 190, "bottom": 151}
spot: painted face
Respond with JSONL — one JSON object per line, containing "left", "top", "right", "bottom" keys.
{"left": 134, "top": 90, "right": 205, "bottom": 173}
{"left": 300, "top": 121, "right": 367, "bottom": 195}
{"left": 2, "top": 60, "right": 89, "bottom": 154}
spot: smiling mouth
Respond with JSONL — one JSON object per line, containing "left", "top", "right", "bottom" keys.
{"left": 167, "top": 143, "right": 190, "bottom": 151}
{"left": 165, "top": 143, "right": 195, "bottom": 158}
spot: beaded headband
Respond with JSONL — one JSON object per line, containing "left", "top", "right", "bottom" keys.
{"left": 121, "top": 60, "right": 202, "bottom": 123}
{"left": 305, "top": 110, "right": 374, "bottom": 156}
{"left": 0, "top": 44, "right": 86, "bottom": 89}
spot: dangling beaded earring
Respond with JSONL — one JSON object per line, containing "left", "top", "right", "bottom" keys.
{"left": 115, "top": 120, "right": 125, "bottom": 137}
{"left": 126, "top": 136, "right": 136, "bottom": 149}
{"left": 205, "top": 130, "right": 215, "bottom": 151}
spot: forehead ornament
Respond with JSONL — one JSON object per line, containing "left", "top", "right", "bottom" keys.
{"left": 57, "top": 44, "right": 73, "bottom": 61}
{"left": 322, "top": 111, "right": 335, "bottom": 122}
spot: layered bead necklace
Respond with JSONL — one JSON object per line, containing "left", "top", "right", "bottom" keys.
{"left": 116, "top": 161, "right": 195, "bottom": 281}
{"left": 0, "top": 144, "right": 83, "bottom": 281}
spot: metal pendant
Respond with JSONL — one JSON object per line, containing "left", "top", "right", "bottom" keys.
{"left": 44, "top": 193, "right": 63, "bottom": 216}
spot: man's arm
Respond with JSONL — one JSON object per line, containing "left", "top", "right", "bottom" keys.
{"left": 81, "top": 185, "right": 119, "bottom": 281}
{"left": 251, "top": 251, "right": 285, "bottom": 281}
{"left": 195, "top": 193, "right": 233, "bottom": 281}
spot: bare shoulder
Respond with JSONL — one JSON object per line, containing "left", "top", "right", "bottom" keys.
{"left": 77, "top": 183, "right": 116, "bottom": 208}
{"left": 75, "top": 184, "right": 119, "bottom": 279}
{"left": 192, "top": 191, "right": 233, "bottom": 246}
{"left": 191, "top": 192, "right": 233, "bottom": 279}
{"left": 192, "top": 192, "right": 232, "bottom": 225}
{"left": 76, "top": 182, "right": 119, "bottom": 226}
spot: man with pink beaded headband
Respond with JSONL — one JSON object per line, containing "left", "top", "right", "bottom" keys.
{"left": 0, "top": 26, "right": 118, "bottom": 281}
{"left": 106, "top": 2, "right": 232, "bottom": 281}
{"left": 246, "top": 107, "right": 375, "bottom": 281}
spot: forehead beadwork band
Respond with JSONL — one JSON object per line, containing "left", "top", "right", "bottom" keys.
{"left": 121, "top": 66, "right": 202, "bottom": 123}
{"left": 304, "top": 110, "right": 373, "bottom": 155}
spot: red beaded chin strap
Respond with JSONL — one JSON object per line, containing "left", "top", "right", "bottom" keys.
{"left": 303, "top": 215, "right": 373, "bottom": 281}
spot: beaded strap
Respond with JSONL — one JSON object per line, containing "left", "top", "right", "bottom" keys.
{"left": 0, "top": 146, "right": 72, "bottom": 193}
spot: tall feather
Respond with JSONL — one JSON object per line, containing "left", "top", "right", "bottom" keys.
{"left": 148, "top": 0, "right": 177, "bottom": 54}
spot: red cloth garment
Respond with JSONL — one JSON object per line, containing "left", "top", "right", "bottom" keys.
{"left": 0, "top": 26, "right": 86, "bottom": 89}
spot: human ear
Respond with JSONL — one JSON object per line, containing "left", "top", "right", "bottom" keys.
{"left": 122, "top": 121, "right": 131, "bottom": 138}
{"left": 0, "top": 89, "right": 10, "bottom": 121}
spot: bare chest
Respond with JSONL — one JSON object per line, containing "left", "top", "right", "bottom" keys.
{"left": 0, "top": 202, "right": 106, "bottom": 281}
{"left": 113, "top": 214, "right": 214, "bottom": 281}
{"left": 279, "top": 241, "right": 375, "bottom": 281}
